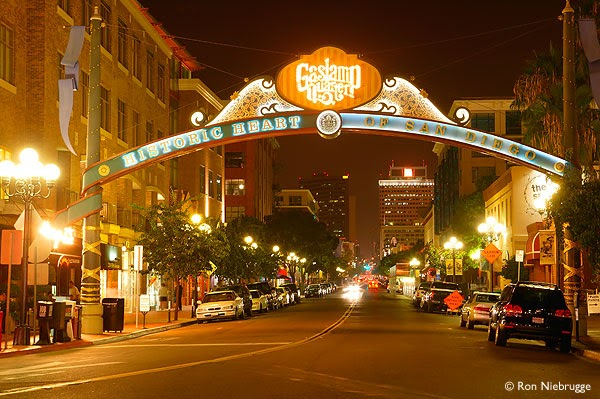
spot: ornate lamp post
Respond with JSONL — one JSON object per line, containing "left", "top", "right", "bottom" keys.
{"left": 443, "top": 237, "right": 463, "bottom": 283}
{"left": 478, "top": 216, "right": 505, "bottom": 292}
{"left": 0, "top": 148, "right": 60, "bottom": 345}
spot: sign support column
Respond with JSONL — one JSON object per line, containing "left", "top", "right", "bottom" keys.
{"left": 80, "top": 7, "right": 103, "bottom": 334}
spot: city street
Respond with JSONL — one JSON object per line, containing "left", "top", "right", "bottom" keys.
{"left": 0, "top": 288, "right": 598, "bottom": 399}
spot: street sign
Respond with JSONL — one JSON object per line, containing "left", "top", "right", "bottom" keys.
{"left": 482, "top": 243, "right": 502, "bottom": 264}
{"left": 515, "top": 249, "right": 524, "bottom": 263}
{"left": 1, "top": 230, "right": 22, "bottom": 265}
{"left": 139, "top": 294, "right": 150, "bottom": 312}
{"left": 444, "top": 290, "right": 465, "bottom": 311}
{"left": 207, "top": 261, "right": 218, "bottom": 276}
{"left": 588, "top": 294, "right": 600, "bottom": 315}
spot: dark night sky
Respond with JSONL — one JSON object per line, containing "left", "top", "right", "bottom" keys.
{"left": 138, "top": 0, "right": 565, "bottom": 256}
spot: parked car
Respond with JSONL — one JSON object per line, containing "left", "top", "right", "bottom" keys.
{"left": 460, "top": 292, "right": 500, "bottom": 329}
{"left": 196, "top": 290, "right": 245, "bottom": 322}
{"left": 412, "top": 281, "right": 432, "bottom": 308}
{"left": 247, "top": 281, "right": 276, "bottom": 310}
{"left": 280, "top": 282, "right": 301, "bottom": 304}
{"left": 420, "top": 281, "right": 463, "bottom": 313}
{"left": 215, "top": 284, "right": 253, "bottom": 317}
{"left": 274, "top": 286, "right": 291, "bottom": 307}
{"left": 304, "top": 284, "right": 322, "bottom": 298}
{"left": 488, "top": 281, "right": 572, "bottom": 353}
{"left": 320, "top": 283, "right": 331, "bottom": 295}
{"left": 249, "top": 289, "right": 269, "bottom": 313}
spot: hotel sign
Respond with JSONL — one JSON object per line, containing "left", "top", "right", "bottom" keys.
{"left": 276, "top": 47, "right": 382, "bottom": 111}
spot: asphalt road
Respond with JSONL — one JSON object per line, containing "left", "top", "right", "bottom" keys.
{"left": 0, "top": 288, "right": 598, "bottom": 399}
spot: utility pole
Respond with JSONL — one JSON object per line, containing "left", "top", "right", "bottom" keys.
{"left": 561, "top": 0, "right": 585, "bottom": 337}
{"left": 80, "top": 7, "right": 103, "bottom": 334}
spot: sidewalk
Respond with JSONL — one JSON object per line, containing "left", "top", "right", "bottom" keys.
{"left": 0, "top": 306, "right": 197, "bottom": 358}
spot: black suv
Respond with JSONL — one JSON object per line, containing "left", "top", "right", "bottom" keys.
{"left": 488, "top": 281, "right": 572, "bottom": 353}
{"left": 247, "top": 282, "right": 276, "bottom": 310}
{"left": 420, "top": 281, "right": 462, "bottom": 313}
{"left": 217, "top": 285, "right": 253, "bottom": 317}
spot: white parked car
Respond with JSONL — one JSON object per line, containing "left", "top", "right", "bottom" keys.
{"left": 250, "top": 289, "right": 269, "bottom": 313}
{"left": 196, "top": 290, "right": 245, "bottom": 322}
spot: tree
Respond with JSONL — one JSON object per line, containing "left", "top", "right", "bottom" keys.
{"left": 501, "top": 256, "right": 529, "bottom": 282}
{"left": 135, "top": 199, "right": 229, "bottom": 318}
{"left": 265, "top": 210, "right": 338, "bottom": 284}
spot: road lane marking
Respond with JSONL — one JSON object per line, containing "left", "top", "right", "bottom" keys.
{"left": 0, "top": 304, "right": 356, "bottom": 396}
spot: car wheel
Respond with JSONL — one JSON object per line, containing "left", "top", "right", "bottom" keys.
{"left": 460, "top": 315, "right": 466, "bottom": 328}
{"left": 487, "top": 322, "right": 495, "bottom": 341}
{"left": 494, "top": 325, "right": 507, "bottom": 346}
{"left": 559, "top": 337, "right": 572, "bottom": 353}
{"left": 467, "top": 316, "right": 475, "bottom": 330}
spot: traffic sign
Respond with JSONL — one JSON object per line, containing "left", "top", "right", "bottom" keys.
{"left": 482, "top": 243, "right": 502, "bottom": 264}
{"left": 515, "top": 249, "right": 524, "bottom": 263}
{"left": 444, "top": 290, "right": 465, "bottom": 311}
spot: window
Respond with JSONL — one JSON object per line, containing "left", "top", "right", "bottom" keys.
{"left": 471, "top": 113, "right": 495, "bottom": 133}
{"left": 208, "top": 170, "right": 215, "bottom": 198}
{"left": 117, "top": 20, "right": 128, "bottom": 68}
{"left": 0, "top": 22, "right": 14, "bottom": 85}
{"left": 289, "top": 196, "right": 302, "bottom": 206}
{"left": 472, "top": 166, "right": 496, "bottom": 183}
{"left": 82, "top": 0, "right": 92, "bottom": 25}
{"left": 146, "top": 51, "right": 155, "bottom": 92}
{"left": 132, "top": 36, "right": 141, "bottom": 79}
{"left": 225, "top": 179, "right": 245, "bottom": 195}
{"left": 199, "top": 165, "right": 206, "bottom": 194}
{"left": 505, "top": 111, "right": 521, "bottom": 136}
{"left": 132, "top": 110, "right": 140, "bottom": 146}
{"left": 216, "top": 174, "right": 222, "bottom": 201}
{"left": 117, "top": 99, "right": 127, "bottom": 142}
{"left": 157, "top": 63, "right": 165, "bottom": 101}
{"left": 100, "top": 85, "right": 110, "bottom": 131}
{"left": 80, "top": 71, "right": 89, "bottom": 117}
{"left": 100, "top": 1, "right": 111, "bottom": 52}
{"left": 225, "top": 152, "right": 244, "bottom": 168}
{"left": 58, "top": 0, "right": 70, "bottom": 14}
{"left": 145, "top": 120, "right": 153, "bottom": 142}
{"left": 225, "top": 206, "right": 246, "bottom": 222}
{"left": 156, "top": 129, "right": 164, "bottom": 139}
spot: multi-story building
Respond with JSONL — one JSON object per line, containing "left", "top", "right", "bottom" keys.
{"left": 0, "top": 0, "right": 223, "bottom": 310}
{"left": 433, "top": 98, "right": 521, "bottom": 237}
{"left": 298, "top": 172, "right": 352, "bottom": 241}
{"left": 274, "top": 189, "right": 319, "bottom": 218}
{"left": 379, "top": 164, "right": 434, "bottom": 256}
{"left": 224, "top": 139, "right": 278, "bottom": 223}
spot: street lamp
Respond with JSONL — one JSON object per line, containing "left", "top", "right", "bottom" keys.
{"left": 443, "top": 237, "right": 463, "bottom": 283}
{"left": 477, "top": 216, "right": 506, "bottom": 243}
{"left": 478, "top": 216, "right": 505, "bottom": 292}
{"left": 0, "top": 148, "right": 60, "bottom": 346}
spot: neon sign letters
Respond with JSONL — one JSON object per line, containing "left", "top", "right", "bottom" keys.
{"left": 296, "top": 58, "right": 361, "bottom": 106}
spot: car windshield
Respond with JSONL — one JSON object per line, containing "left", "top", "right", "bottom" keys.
{"left": 476, "top": 294, "right": 500, "bottom": 303}
{"left": 204, "top": 292, "right": 234, "bottom": 302}
{"left": 512, "top": 286, "right": 567, "bottom": 309}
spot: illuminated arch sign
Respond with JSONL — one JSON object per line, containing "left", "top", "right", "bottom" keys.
{"left": 58, "top": 46, "right": 570, "bottom": 228}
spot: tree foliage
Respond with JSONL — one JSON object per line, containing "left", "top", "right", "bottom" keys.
{"left": 135, "top": 199, "right": 229, "bottom": 281}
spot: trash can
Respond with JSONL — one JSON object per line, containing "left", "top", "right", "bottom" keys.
{"left": 35, "top": 301, "right": 53, "bottom": 345}
{"left": 52, "top": 301, "right": 68, "bottom": 343}
{"left": 72, "top": 305, "right": 82, "bottom": 339}
{"left": 63, "top": 300, "right": 75, "bottom": 341}
{"left": 102, "top": 298, "right": 124, "bottom": 332}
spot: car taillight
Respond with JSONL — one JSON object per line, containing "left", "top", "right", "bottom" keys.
{"left": 555, "top": 309, "right": 572, "bottom": 318}
{"left": 504, "top": 304, "right": 522, "bottom": 316}
{"left": 474, "top": 306, "right": 488, "bottom": 312}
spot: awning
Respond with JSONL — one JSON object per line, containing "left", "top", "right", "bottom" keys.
{"left": 525, "top": 222, "right": 543, "bottom": 265}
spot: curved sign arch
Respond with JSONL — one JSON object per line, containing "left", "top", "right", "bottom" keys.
{"left": 55, "top": 47, "right": 569, "bottom": 227}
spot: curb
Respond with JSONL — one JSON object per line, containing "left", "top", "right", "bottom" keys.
{"left": 572, "top": 346, "right": 600, "bottom": 362}
{"left": 0, "top": 320, "right": 197, "bottom": 358}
